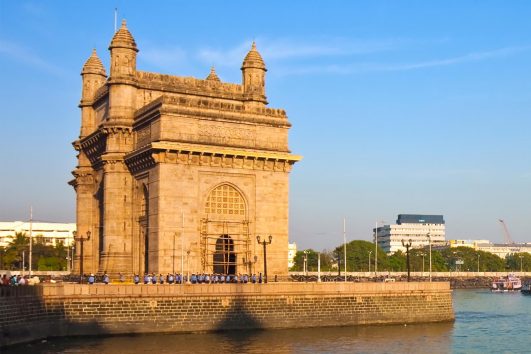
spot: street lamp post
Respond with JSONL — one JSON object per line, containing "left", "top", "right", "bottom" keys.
{"left": 427, "top": 232, "right": 432, "bottom": 282}
{"left": 257, "top": 235, "right": 272, "bottom": 283}
{"left": 402, "top": 239, "right": 412, "bottom": 282}
{"left": 73, "top": 231, "right": 91, "bottom": 284}
{"left": 343, "top": 217, "right": 347, "bottom": 282}
{"left": 317, "top": 252, "right": 321, "bottom": 282}
{"left": 374, "top": 222, "right": 378, "bottom": 278}
{"left": 172, "top": 232, "right": 177, "bottom": 274}
{"left": 243, "top": 255, "right": 258, "bottom": 275}
{"left": 186, "top": 249, "right": 191, "bottom": 284}
{"left": 477, "top": 254, "right": 480, "bottom": 273}
{"left": 303, "top": 250, "right": 309, "bottom": 277}
{"left": 374, "top": 220, "right": 385, "bottom": 278}
{"left": 368, "top": 250, "right": 372, "bottom": 273}
{"left": 421, "top": 253, "right": 425, "bottom": 274}
{"left": 71, "top": 246, "right": 75, "bottom": 272}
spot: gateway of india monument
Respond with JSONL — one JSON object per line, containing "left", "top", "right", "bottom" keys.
{"left": 70, "top": 20, "right": 301, "bottom": 277}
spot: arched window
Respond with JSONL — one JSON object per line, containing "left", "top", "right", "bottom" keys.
{"left": 205, "top": 184, "right": 246, "bottom": 216}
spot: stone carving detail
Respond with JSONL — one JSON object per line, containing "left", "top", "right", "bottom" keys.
{"left": 125, "top": 149, "right": 156, "bottom": 175}
{"left": 80, "top": 131, "right": 107, "bottom": 166}
{"left": 137, "top": 71, "right": 242, "bottom": 95}
{"left": 136, "top": 126, "right": 151, "bottom": 147}
{"left": 146, "top": 149, "right": 296, "bottom": 172}
{"left": 199, "top": 125, "right": 255, "bottom": 144}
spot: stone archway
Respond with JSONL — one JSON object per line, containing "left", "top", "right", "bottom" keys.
{"left": 213, "top": 234, "right": 236, "bottom": 274}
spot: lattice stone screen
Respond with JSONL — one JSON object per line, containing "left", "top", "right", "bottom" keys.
{"left": 204, "top": 184, "right": 246, "bottom": 215}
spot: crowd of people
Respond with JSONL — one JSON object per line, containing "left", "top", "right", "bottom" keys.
{"left": 0, "top": 274, "right": 39, "bottom": 286}
{"left": 85, "top": 272, "right": 264, "bottom": 285}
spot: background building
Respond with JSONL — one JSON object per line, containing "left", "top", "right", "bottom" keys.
{"left": 375, "top": 214, "right": 446, "bottom": 254}
{"left": 0, "top": 221, "right": 76, "bottom": 248}
{"left": 448, "top": 239, "right": 531, "bottom": 258}
{"left": 70, "top": 21, "right": 300, "bottom": 276}
{"left": 288, "top": 242, "right": 297, "bottom": 269}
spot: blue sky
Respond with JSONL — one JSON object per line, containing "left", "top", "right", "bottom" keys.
{"left": 1, "top": 1, "right": 530, "bottom": 250}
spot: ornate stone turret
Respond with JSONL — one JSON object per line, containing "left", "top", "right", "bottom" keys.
{"left": 79, "top": 49, "right": 107, "bottom": 137}
{"left": 109, "top": 19, "right": 138, "bottom": 80}
{"left": 99, "top": 19, "right": 138, "bottom": 275}
{"left": 106, "top": 19, "right": 138, "bottom": 127}
{"left": 241, "top": 42, "right": 267, "bottom": 106}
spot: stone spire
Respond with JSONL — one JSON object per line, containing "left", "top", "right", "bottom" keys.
{"left": 109, "top": 19, "right": 138, "bottom": 52}
{"left": 80, "top": 49, "right": 107, "bottom": 137}
{"left": 241, "top": 41, "right": 266, "bottom": 71}
{"left": 206, "top": 66, "right": 221, "bottom": 82}
{"left": 81, "top": 49, "right": 106, "bottom": 76}
{"left": 108, "top": 19, "right": 138, "bottom": 79}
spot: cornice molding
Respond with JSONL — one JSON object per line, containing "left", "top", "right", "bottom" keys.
{"left": 124, "top": 141, "right": 302, "bottom": 175}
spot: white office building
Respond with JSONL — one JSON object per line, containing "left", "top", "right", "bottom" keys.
{"left": 375, "top": 214, "right": 446, "bottom": 254}
{"left": 0, "top": 221, "right": 76, "bottom": 248}
{"left": 448, "top": 239, "right": 531, "bottom": 258}
{"left": 288, "top": 242, "right": 297, "bottom": 269}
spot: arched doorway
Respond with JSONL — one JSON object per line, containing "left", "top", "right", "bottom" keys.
{"left": 213, "top": 234, "right": 236, "bottom": 274}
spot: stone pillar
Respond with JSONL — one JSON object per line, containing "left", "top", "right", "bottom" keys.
{"left": 99, "top": 154, "right": 134, "bottom": 275}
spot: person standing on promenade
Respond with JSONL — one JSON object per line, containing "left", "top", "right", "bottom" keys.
{"left": 88, "top": 273, "right": 95, "bottom": 285}
{"left": 151, "top": 273, "right": 157, "bottom": 284}
{"left": 103, "top": 273, "right": 110, "bottom": 285}
{"left": 119, "top": 273, "right": 125, "bottom": 283}
{"left": 134, "top": 274, "right": 140, "bottom": 284}
{"left": 143, "top": 273, "right": 149, "bottom": 284}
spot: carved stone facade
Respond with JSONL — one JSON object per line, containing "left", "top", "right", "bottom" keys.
{"left": 70, "top": 20, "right": 300, "bottom": 277}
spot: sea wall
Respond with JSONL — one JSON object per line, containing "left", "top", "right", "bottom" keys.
{"left": 0, "top": 282, "right": 453, "bottom": 348}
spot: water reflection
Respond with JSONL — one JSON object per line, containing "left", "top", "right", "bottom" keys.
{"left": 9, "top": 322, "right": 453, "bottom": 354}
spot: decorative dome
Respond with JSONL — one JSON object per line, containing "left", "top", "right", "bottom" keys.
{"left": 81, "top": 49, "right": 106, "bottom": 76}
{"left": 241, "top": 42, "right": 266, "bottom": 70}
{"left": 206, "top": 66, "right": 221, "bottom": 82}
{"left": 109, "top": 19, "right": 138, "bottom": 52}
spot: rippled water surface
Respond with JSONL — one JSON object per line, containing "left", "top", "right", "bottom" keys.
{"left": 5, "top": 289, "right": 531, "bottom": 353}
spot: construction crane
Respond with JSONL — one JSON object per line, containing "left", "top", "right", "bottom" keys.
{"left": 498, "top": 219, "right": 515, "bottom": 244}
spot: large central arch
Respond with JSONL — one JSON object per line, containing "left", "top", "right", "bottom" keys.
{"left": 202, "top": 183, "right": 249, "bottom": 274}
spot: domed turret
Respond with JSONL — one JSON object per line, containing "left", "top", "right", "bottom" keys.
{"left": 206, "top": 66, "right": 221, "bottom": 82}
{"left": 80, "top": 49, "right": 107, "bottom": 137}
{"left": 241, "top": 42, "right": 266, "bottom": 71}
{"left": 109, "top": 19, "right": 138, "bottom": 52}
{"left": 82, "top": 49, "right": 107, "bottom": 76}
{"left": 80, "top": 49, "right": 107, "bottom": 103}
{"left": 241, "top": 42, "right": 267, "bottom": 106}
{"left": 108, "top": 19, "right": 138, "bottom": 79}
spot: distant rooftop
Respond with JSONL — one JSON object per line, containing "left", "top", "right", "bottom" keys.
{"left": 397, "top": 214, "right": 445, "bottom": 225}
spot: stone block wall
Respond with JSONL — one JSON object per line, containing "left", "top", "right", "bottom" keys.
{"left": 0, "top": 282, "right": 453, "bottom": 348}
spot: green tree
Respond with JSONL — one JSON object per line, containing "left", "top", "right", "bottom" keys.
{"left": 291, "top": 249, "right": 335, "bottom": 272}
{"left": 2, "top": 232, "right": 68, "bottom": 271}
{"left": 333, "top": 240, "right": 390, "bottom": 272}
{"left": 388, "top": 250, "right": 405, "bottom": 271}
{"left": 506, "top": 252, "right": 531, "bottom": 272}
{"left": 3, "top": 232, "right": 29, "bottom": 270}
{"left": 440, "top": 247, "right": 504, "bottom": 272}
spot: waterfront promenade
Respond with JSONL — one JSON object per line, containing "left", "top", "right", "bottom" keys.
{"left": 0, "top": 282, "right": 453, "bottom": 348}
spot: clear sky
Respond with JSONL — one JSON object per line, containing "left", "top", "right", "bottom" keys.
{"left": 1, "top": 1, "right": 530, "bottom": 251}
